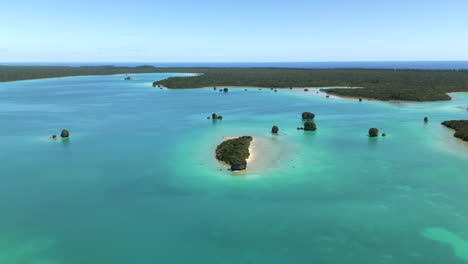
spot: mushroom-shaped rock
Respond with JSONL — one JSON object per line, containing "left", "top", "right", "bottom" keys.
{"left": 272, "top": 125, "right": 279, "bottom": 134}
{"left": 231, "top": 163, "right": 247, "bottom": 171}
{"left": 304, "top": 121, "right": 317, "bottom": 131}
{"left": 61, "top": 130, "right": 70, "bottom": 138}
{"left": 212, "top": 113, "right": 218, "bottom": 119}
{"left": 424, "top": 117, "right": 429, "bottom": 123}
{"left": 302, "top": 112, "right": 315, "bottom": 119}
{"left": 223, "top": 88, "right": 229, "bottom": 92}
{"left": 369, "top": 128, "right": 379, "bottom": 137}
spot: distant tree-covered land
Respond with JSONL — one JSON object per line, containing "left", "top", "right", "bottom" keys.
{"left": 3, "top": 66, "right": 468, "bottom": 102}
{"left": 0, "top": 65, "right": 162, "bottom": 82}
{"left": 441, "top": 120, "right": 468, "bottom": 142}
{"left": 153, "top": 68, "right": 468, "bottom": 102}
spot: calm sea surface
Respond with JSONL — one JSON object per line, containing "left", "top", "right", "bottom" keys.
{"left": 1, "top": 73, "right": 468, "bottom": 263}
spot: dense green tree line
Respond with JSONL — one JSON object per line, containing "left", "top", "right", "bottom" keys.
{"left": 153, "top": 68, "right": 468, "bottom": 102}
{"left": 3, "top": 66, "right": 468, "bottom": 102}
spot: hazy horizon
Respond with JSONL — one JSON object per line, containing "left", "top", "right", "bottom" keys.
{"left": 4, "top": 61, "right": 468, "bottom": 70}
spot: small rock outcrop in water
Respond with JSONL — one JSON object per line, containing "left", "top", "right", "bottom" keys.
{"left": 61, "top": 130, "right": 70, "bottom": 138}
{"left": 124, "top": 76, "right": 132, "bottom": 80}
{"left": 216, "top": 136, "right": 253, "bottom": 171}
{"left": 223, "top": 88, "right": 229, "bottom": 93}
{"left": 304, "top": 121, "right": 317, "bottom": 131}
{"left": 50, "top": 135, "right": 57, "bottom": 140}
{"left": 359, "top": 98, "right": 362, "bottom": 102}
{"left": 304, "top": 88, "right": 309, "bottom": 92}
{"left": 382, "top": 133, "right": 387, "bottom": 137}
{"left": 369, "top": 128, "right": 379, "bottom": 137}
{"left": 211, "top": 113, "right": 223, "bottom": 120}
{"left": 272, "top": 125, "right": 279, "bottom": 134}
{"left": 441, "top": 120, "right": 468, "bottom": 142}
{"left": 302, "top": 112, "right": 315, "bottom": 120}
{"left": 424, "top": 117, "right": 429, "bottom": 123}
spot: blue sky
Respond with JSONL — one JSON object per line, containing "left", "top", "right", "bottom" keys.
{"left": 1, "top": 0, "right": 467, "bottom": 62}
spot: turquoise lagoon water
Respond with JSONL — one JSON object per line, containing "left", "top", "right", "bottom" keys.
{"left": 1, "top": 73, "right": 468, "bottom": 263}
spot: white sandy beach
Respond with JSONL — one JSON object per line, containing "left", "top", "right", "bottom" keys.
{"left": 218, "top": 136, "right": 291, "bottom": 174}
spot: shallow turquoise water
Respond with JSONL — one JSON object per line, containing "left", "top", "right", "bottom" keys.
{"left": 1, "top": 73, "right": 468, "bottom": 263}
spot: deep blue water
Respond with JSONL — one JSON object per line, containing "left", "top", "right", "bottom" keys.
{"left": 3, "top": 61, "right": 468, "bottom": 70}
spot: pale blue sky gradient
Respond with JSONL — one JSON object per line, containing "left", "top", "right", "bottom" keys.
{"left": 1, "top": 0, "right": 467, "bottom": 62}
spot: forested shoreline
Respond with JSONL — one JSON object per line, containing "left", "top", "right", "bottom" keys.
{"left": 3, "top": 66, "right": 468, "bottom": 102}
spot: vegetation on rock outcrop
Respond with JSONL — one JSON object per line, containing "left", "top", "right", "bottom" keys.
{"left": 369, "top": 128, "right": 379, "bottom": 137}
{"left": 304, "top": 121, "right": 317, "bottom": 131}
{"left": 272, "top": 126, "right": 279, "bottom": 134}
{"left": 302, "top": 112, "right": 315, "bottom": 119}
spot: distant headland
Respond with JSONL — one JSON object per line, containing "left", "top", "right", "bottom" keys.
{"left": 442, "top": 120, "right": 468, "bottom": 142}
